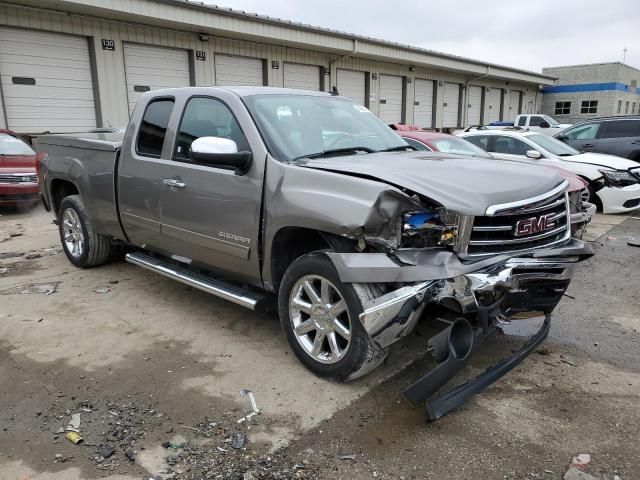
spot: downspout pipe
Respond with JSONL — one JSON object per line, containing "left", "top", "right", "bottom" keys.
{"left": 329, "top": 39, "right": 358, "bottom": 90}
{"left": 462, "top": 66, "right": 491, "bottom": 127}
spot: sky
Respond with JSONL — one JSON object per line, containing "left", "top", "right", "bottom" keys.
{"left": 204, "top": 0, "right": 640, "bottom": 73}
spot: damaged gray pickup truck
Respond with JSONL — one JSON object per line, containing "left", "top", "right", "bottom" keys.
{"left": 37, "top": 87, "right": 592, "bottom": 419}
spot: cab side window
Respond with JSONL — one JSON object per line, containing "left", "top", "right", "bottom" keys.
{"left": 564, "top": 123, "right": 601, "bottom": 140}
{"left": 600, "top": 120, "right": 640, "bottom": 139}
{"left": 493, "top": 136, "right": 530, "bottom": 155}
{"left": 529, "top": 116, "right": 544, "bottom": 127}
{"left": 465, "top": 135, "right": 490, "bottom": 151}
{"left": 174, "top": 97, "right": 250, "bottom": 161}
{"left": 137, "top": 99, "right": 174, "bottom": 157}
{"left": 517, "top": 116, "right": 527, "bottom": 126}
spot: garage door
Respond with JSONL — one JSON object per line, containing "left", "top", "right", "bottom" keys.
{"left": 124, "top": 43, "right": 191, "bottom": 114}
{"left": 486, "top": 88, "right": 502, "bottom": 123}
{"left": 443, "top": 82, "right": 461, "bottom": 128}
{"left": 379, "top": 74, "right": 403, "bottom": 124}
{"left": 413, "top": 79, "right": 434, "bottom": 128}
{"left": 283, "top": 63, "right": 320, "bottom": 91}
{"left": 215, "top": 54, "right": 264, "bottom": 87}
{"left": 336, "top": 69, "right": 366, "bottom": 105}
{"left": 507, "top": 90, "right": 522, "bottom": 120}
{"left": 0, "top": 27, "right": 97, "bottom": 133}
{"left": 467, "top": 85, "right": 483, "bottom": 126}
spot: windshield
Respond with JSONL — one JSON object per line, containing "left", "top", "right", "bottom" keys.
{"left": 542, "top": 115, "right": 560, "bottom": 126}
{"left": 0, "top": 133, "right": 35, "bottom": 156}
{"left": 243, "top": 95, "right": 408, "bottom": 161}
{"left": 428, "top": 136, "right": 491, "bottom": 158}
{"left": 527, "top": 133, "right": 580, "bottom": 156}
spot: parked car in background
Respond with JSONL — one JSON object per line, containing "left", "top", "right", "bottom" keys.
{"left": 36, "top": 87, "right": 593, "bottom": 419}
{"left": 0, "top": 130, "right": 40, "bottom": 207}
{"left": 463, "top": 115, "right": 571, "bottom": 136}
{"left": 458, "top": 129, "right": 640, "bottom": 214}
{"left": 391, "top": 125, "right": 594, "bottom": 236}
{"left": 390, "top": 124, "right": 494, "bottom": 158}
{"left": 513, "top": 114, "right": 572, "bottom": 135}
{"left": 555, "top": 116, "right": 640, "bottom": 162}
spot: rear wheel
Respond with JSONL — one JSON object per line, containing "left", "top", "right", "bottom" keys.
{"left": 58, "top": 195, "right": 112, "bottom": 268}
{"left": 278, "top": 252, "right": 387, "bottom": 381}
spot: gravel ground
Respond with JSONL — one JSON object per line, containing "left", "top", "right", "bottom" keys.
{"left": 1, "top": 205, "right": 638, "bottom": 480}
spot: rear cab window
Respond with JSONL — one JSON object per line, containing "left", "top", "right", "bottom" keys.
{"left": 136, "top": 99, "right": 175, "bottom": 157}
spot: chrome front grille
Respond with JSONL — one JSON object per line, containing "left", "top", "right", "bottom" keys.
{"left": 0, "top": 173, "right": 38, "bottom": 184}
{"left": 464, "top": 183, "right": 571, "bottom": 258}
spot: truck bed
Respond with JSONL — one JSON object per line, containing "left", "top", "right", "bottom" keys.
{"left": 38, "top": 131, "right": 125, "bottom": 240}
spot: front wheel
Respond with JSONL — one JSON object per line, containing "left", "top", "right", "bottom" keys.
{"left": 278, "top": 252, "right": 387, "bottom": 381}
{"left": 58, "top": 195, "right": 112, "bottom": 268}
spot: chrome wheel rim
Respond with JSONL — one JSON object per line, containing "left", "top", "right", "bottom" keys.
{"left": 289, "top": 275, "right": 352, "bottom": 364}
{"left": 62, "top": 208, "right": 85, "bottom": 258}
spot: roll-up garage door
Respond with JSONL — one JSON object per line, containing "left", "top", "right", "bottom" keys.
{"left": 379, "top": 74, "right": 403, "bottom": 124}
{"left": 283, "top": 63, "right": 320, "bottom": 91}
{"left": 467, "top": 85, "right": 483, "bottom": 126}
{"left": 0, "top": 27, "right": 97, "bottom": 133}
{"left": 336, "top": 69, "right": 366, "bottom": 105}
{"left": 413, "top": 79, "right": 434, "bottom": 128}
{"left": 486, "top": 88, "right": 502, "bottom": 123}
{"left": 443, "top": 82, "right": 461, "bottom": 128}
{"left": 124, "top": 43, "right": 191, "bottom": 114}
{"left": 215, "top": 54, "right": 264, "bottom": 87}
{"left": 508, "top": 90, "right": 522, "bottom": 120}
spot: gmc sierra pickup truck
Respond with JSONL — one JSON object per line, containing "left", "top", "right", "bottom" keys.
{"left": 37, "top": 87, "right": 592, "bottom": 419}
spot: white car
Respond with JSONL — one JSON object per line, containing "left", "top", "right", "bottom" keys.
{"left": 457, "top": 129, "right": 640, "bottom": 214}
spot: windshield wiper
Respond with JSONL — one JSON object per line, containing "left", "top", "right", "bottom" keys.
{"left": 379, "top": 145, "right": 417, "bottom": 152}
{"left": 291, "top": 146, "right": 376, "bottom": 161}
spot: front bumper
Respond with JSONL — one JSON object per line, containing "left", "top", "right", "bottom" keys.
{"left": 356, "top": 240, "right": 590, "bottom": 350}
{"left": 570, "top": 201, "right": 596, "bottom": 237}
{"left": 597, "top": 183, "right": 640, "bottom": 214}
{"left": 328, "top": 239, "right": 592, "bottom": 419}
{"left": 0, "top": 183, "right": 40, "bottom": 205}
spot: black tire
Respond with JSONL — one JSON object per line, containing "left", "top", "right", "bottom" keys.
{"left": 278, "top": 252, "right": 387, "bottom": 381}
{"left": 58, "top": 195, "right": 112, "bottom": 268}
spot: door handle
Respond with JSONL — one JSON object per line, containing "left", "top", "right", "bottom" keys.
{"left": 163, "top": 178, "right": 186, "bottom": 189}
{"left": 582, "top": 143, "right": 595, "bottom": 148}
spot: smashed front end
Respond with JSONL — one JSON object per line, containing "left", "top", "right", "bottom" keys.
{"left": 325, "top": 180, "right": 593, "bottom": 419}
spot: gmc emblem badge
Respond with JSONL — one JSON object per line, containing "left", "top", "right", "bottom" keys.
{"left": 514, "top": 213, "right": 556, "bottom": 237}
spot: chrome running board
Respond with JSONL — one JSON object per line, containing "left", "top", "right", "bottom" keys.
{"left": 125, "top": 252, "right": 263, "bottom": 310}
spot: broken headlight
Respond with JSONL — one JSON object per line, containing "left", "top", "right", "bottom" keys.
{"left": 599, "top": 169, "right": 639, "bottom": 188}
{"left": 401, "top": 209, "right": 460, "bottom": 248}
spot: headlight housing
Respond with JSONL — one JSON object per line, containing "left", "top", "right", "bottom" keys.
{"left": 599, "top": 169, "right": 638, "bottom": 188}
{"left": 401, "top": 209, "right": 459, "bottom": 248}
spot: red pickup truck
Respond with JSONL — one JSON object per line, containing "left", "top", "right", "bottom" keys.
{"left": 0, "top": 130, "right": 40, "bottom": 207}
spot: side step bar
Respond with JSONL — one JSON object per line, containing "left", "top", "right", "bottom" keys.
{"left": 125, "top": 252, "right": 265, "bottom": 310}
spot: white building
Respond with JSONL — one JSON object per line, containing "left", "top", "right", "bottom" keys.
{"left": 0, "top": 0, "right": 554, "bottom": 136}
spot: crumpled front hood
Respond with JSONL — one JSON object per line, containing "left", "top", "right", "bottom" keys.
{"left": 301, "top": 151, "right": 565, "bottom": 216}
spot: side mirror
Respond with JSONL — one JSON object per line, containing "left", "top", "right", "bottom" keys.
{"left": 556, "top": 134, "right": 568, "bottom": 141}
{"left": 526, "top": 150, "right": 542, "bottom": 159}
{"left": 189, "top": 137, "right": 252, "bottom": 174}
{"left": 539, "top": 121, "right": 550, "bottom": 128}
